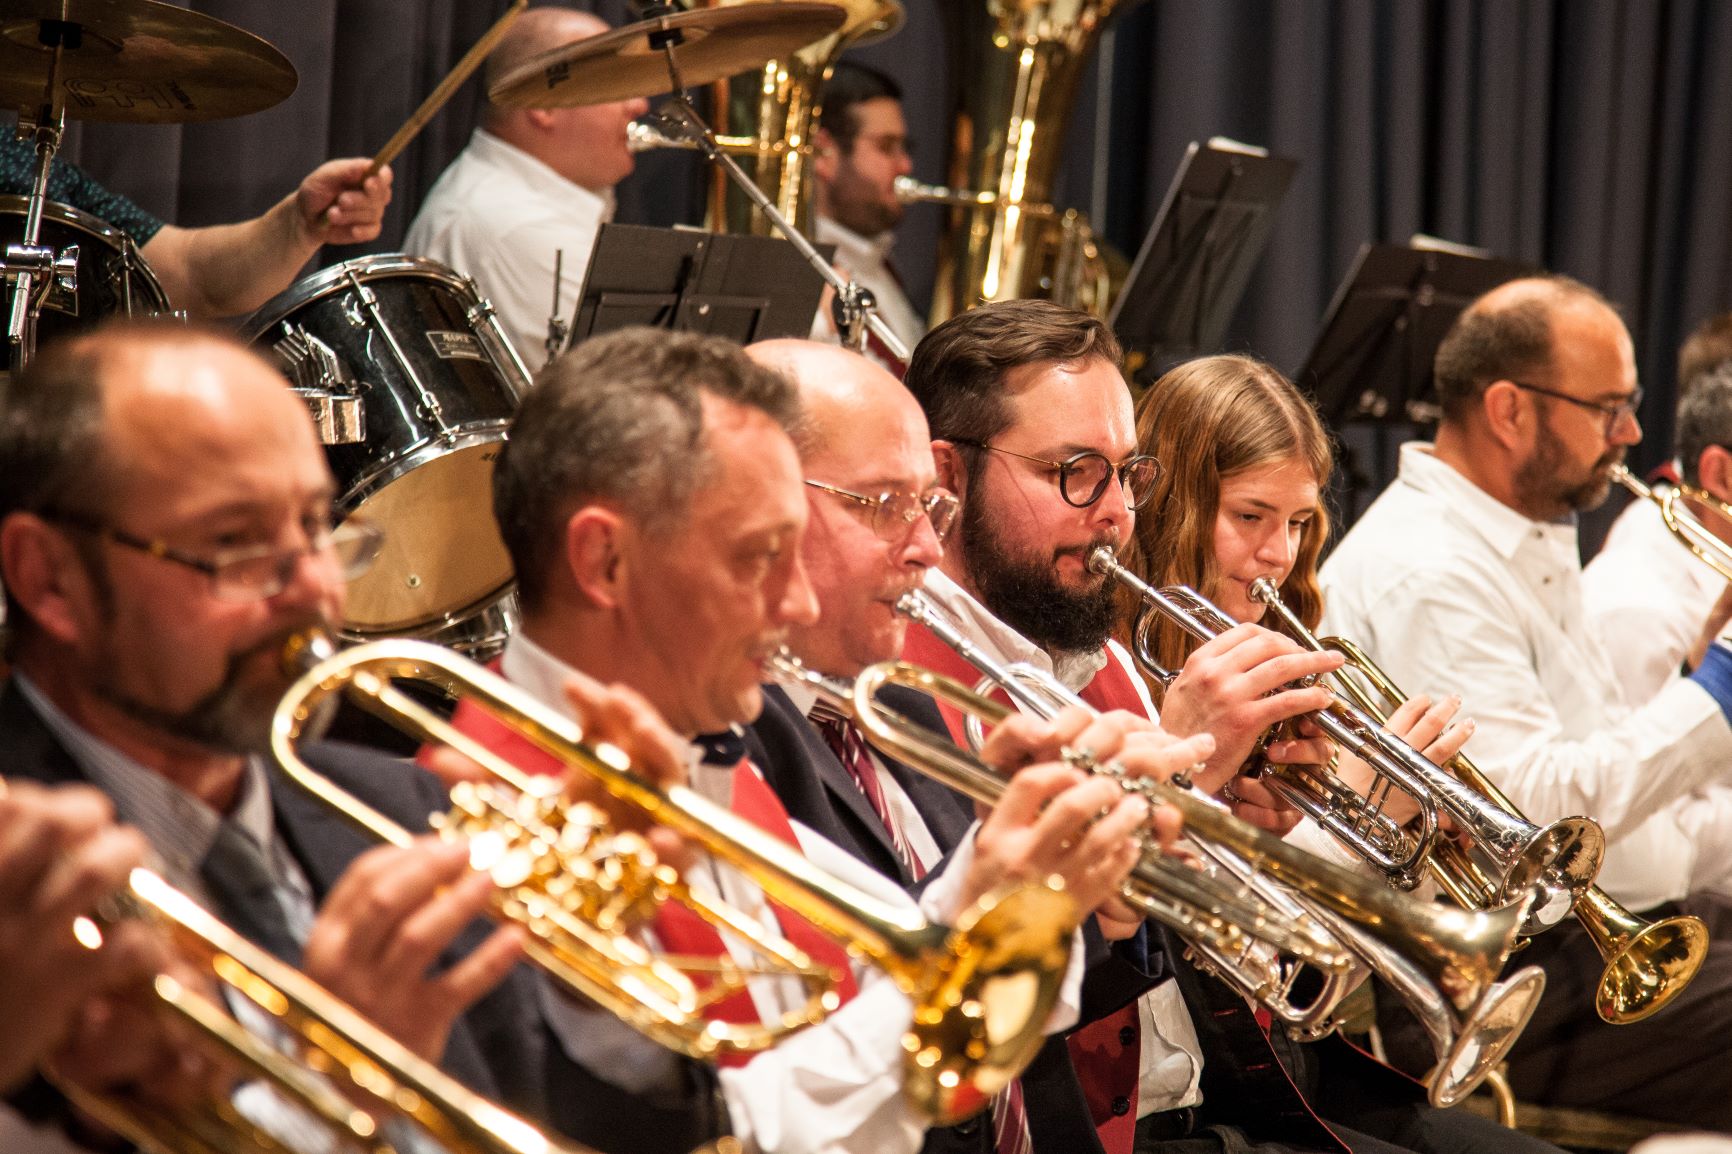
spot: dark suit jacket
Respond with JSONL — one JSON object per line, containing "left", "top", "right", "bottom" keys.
{"left": 0, "top": 682, "right": 721, "bottom": 1154}
{"left": 746, "top": 683, "right": 1163, "bottom": 1154}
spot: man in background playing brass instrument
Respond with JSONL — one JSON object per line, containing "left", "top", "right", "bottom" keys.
{"left": 1322, "top": 275, "right": 1732, "bottom": 1130}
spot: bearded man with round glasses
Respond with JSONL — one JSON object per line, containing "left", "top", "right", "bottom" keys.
{"left": 0, "top": 320, "right": 720, "bottom": 1154}
{"left": 1322, "top": 275, "right": 1732, "bottom": 1131}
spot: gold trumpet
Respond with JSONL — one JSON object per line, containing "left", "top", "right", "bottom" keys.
{"left": 1093, "top": 546, "right": 1605, "bottom": 912}
{"left": 54, "top": 867, "right": 676, "bottom": 1154}
{"left": 1609, "top": 463, "right": 1732, "bottom": 582}
{"left": 1247, "top": 582, "right": 1709, "bottom": 1026}
{"left": 270, "top": 636, "right": 1078, "bottom": 1123}
{"left": 887, "top": 591, "right": 1546, "bottom": 1107}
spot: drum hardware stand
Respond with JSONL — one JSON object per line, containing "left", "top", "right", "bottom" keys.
{"left": 4, "top": 21, "right": 75, "bottom": 374}
{"left": 272, "top": 323, "right": 367, "bottom": 446}
{"left": 341, "top": 269, "right": 458, "bottom": 445}
{"left": 544, "top": 248, "right": 570, "bottom": 368}
{"left": 632, "top": 2, "right": 910, "bottom": 365}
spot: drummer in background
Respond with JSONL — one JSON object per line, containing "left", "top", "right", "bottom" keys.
{"left": 403, "top": 7, "right": 648, "bottom": 364}
{"left": 810, "top": 62, "right": 925, "bottom": 372}
{"left": 1583, "top": 311, "right": 1732, "bottom": 701}
{"left": 0, "top": 138, "right": 391, "bottom": 319}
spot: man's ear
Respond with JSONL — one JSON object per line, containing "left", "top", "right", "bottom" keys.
{"left": 813, "top": 126, "right": 841, "bottom": 182}
{"left": 1479, "top": 380, "right": 1531, "bottom": 453}
{"left": 562, "top": 506, "right": 627, "bottom": 610}
{"left": 1698, "top": 444, "right": 1732, "bottom": 507}
{"left": 525, "top": 108, "right": 557, "bottom": 133}
{"left": 931, "top": 439, "right": 968, "bottom": 500}
{"left": 1, "top": 514, "right": 94, "bottom": 646}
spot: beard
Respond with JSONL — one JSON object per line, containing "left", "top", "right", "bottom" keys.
{"left": 93, "top": 621, "right": 323, "bottom": 757}
{"left": 957, "top": 495, "right": 1120, "bottom": 655}
{"left": 1515, "top": 422, "right": 1623, "bottom": 515}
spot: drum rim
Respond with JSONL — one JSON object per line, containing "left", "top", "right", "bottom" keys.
{"left": 0, "top": 194, "right": 172, "bottom": 311}
{"left": 334, "top": 420, "right": 515, "bottom": 516}
{"left": 341, "top": 584, "right": 520, "bottom": 644}
{"left": 243, "top": 254, "right": 487, "bottom": 335}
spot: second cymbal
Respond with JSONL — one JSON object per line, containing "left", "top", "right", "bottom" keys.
{"left": 489, "top": 2, "right": 847, "bottom": 109}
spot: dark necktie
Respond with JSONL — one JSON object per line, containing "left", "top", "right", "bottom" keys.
{"left": 199, "top": 818, "right": 303, "bottom": 965}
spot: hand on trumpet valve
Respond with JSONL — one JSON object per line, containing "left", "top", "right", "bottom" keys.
{"left": 1159, "top": 622, "right": 1342, "bottom": 792}
{"left": 1216, "top": 772, "right": 1304, "bottom": 837}
{"left": 301, "top": 837, "right": 526, "bottom": 1062}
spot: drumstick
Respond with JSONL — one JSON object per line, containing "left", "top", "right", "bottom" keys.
{"left": 363, "top": 0, "right": 529, "bottom": 178}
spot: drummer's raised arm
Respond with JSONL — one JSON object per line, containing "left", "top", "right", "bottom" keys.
{"left": 139, "top": 158, "right": 393, "bottom": 319}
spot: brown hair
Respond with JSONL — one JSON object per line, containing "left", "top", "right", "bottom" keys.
{"left": 1432, "top": 274, "right": 1613, "bottom": 424}
{"left": 1122, "top": 354, "right": 1334, "bottom": 678}
{"left": 1678, "top": 312, "right": 1732, "bottom": 402}
{"left": 905, "top": 299, "right": 1123, "bottom": 476}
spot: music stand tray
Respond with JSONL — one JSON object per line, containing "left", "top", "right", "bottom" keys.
{"left": 569, "top": 223, "right": 831, "bottom": 347}
{"left": 1296, "top": 237, "right": 1535, "bottom": 427}
{"left": 1110, "top": 137, "right": 1298, "bottom": 379}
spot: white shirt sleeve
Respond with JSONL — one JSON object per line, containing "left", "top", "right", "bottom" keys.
{"left": 1334, "top": 568, "right": 1732, "bottom": 844}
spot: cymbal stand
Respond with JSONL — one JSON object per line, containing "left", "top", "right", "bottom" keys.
{"left": 4, "top": 19, "right": 80, "bottom": 375}
{"left": 634, "top": 5, "right": 909, "bottom": 365}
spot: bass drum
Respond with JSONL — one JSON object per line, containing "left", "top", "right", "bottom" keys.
{"left": 0, "top": 195, "right": 170, "bottom": 363}
{"left": 247, "top": 255, "right": 530, "bottom": 640}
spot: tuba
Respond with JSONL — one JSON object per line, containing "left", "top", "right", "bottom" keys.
{"left": 1609, "top": 463, "right": 1732, "bottom": 582}
{"left": 270, "top": 635, "right": 1076, "bottom": 1123}
{"left": 886, "top": 590, "right": 1547, "bottom": 1107}
{"left": 698, "top": 0, "right": 904, "bottom": 237}
{"left": 925, "top": 0, "right": 1130, "bottom": 324}
{"left": 1091, "top": 546, "right": 1606, "bottom": 909}
{"left": 1248, "top": 579, "right": 1709, "bottom": 1026}
{"left": 53, "top": 867, "right": 688, "bottom": 1154}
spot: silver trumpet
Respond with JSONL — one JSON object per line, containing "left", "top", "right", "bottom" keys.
{"left": 891, "top": 587, "right": 1549, "bottom": 1107}
{"left": 1090, "top": 545, "right": 1603, "bottom": 912}
{"left": 767, "top": 648, "right": 1361, "bottom": 1027}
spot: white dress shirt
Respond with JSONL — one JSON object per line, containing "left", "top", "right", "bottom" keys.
{"left": 501, "top": 633, "right": 1083, "bottom": 1154}
{"left": 403, "top": 128, "right": 613, "bottom": 368}
{"left": 919, "top": 569, "right": 1208, "bottom": 1118}
{"left": 810, "top": 216, "right": 925, "bottom": 371}
{"left": 1319, "top": 442, "right": 1732, "bottom": 910}
{"left": 1582, "top": 487, "right": 1726, "bottom": 704}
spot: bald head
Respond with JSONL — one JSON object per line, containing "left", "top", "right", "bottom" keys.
{"left": 482, "top": 7, "right": 610, "bottom": 98}
{"left": 747, "top": 339, "right": 927, "bottom": 463}
{"left": 1434, "top": 274, "right": 1621, "bottom": 426}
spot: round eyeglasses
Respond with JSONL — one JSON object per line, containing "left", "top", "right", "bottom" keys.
{"left": 804, "top": 480, "right": 961, "bottom": 542}
{"left": 948, "top": 440, "right": 1161, "bottom": 510}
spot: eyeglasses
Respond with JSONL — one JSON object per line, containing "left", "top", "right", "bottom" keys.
{"left": 47, "top": 510, "right": 384, "bottom": 602}
{"left": 1509, "top": 380, "right": 1643, "bottom": 435}
{"left": 948, "top": 440, "right": 1161, "bottom": 510}
{"left": 804, "top": 479, "right": 960, "bottom": 541}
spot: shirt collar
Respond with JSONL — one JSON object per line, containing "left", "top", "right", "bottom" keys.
{"left": 816, "top": 214, "right": 895, "bottom": 268}
{"left": 12, "top": 673, "right": 277, "bottom": 885}
{"left": 1395, "top": 441, "right": 1578, "bottom": 560}
{"left": 919, "top": 568, "right": 1108, "bottom": 692}
{"left": 468, "top": 127, "right": 615, "bottom": 217}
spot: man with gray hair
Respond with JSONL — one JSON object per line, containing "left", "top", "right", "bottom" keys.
{"left": 1585, "top": 360, "right": 1732, "bottom": 700}
{"left": 404, "top": 6, "right": 648, "bottom": 362}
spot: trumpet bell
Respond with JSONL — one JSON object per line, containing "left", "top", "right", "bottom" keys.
{"left": 1431, "top": 966, "right": 1546, "bottom": 1109}
{"left": 1580, "top": 892, "right": 1710, "bottom": 1024}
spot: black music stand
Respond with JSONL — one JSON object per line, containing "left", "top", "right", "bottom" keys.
{"left": 1296, "top": 237, "right": 1534, "bottom": 428}
{"left": 568, "top": 223, "right": 830, "bottom": 348}
{"left": 1296, "top": 236, "right": 1534, "bottom": 520}
{"left": 1110, "top": 137, "right": 1298, "bottom": 382}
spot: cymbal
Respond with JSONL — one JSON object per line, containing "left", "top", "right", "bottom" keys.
{"left": 0, "top": 0, "right": 296, "bottom": 123}
{"left": 489, "top": 2, "right": 847, "bottom": 110}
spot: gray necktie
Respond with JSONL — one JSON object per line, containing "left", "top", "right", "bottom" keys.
{"left": 200, "top": 819, "right": 303, "bottom": 964}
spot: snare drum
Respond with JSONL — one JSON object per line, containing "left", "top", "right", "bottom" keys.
{"left": 0, "top": 195, "right": 170, "bottom": 354}
{"left": 247, "top": 255, "right": 531, "bottom": 639}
